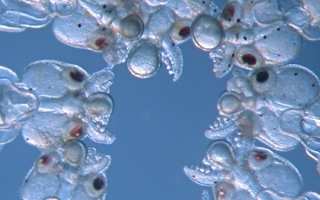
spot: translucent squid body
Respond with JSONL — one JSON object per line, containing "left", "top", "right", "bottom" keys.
{"left": 0, "top": 0, "right": 319, "bottom": 80}
{"left": 0, "top": 0, "right": 220, "bottom": 81}
{"left": 21, "top": 139, "right": 111, "bottom": 200}
{"left": 20, "top": 60, "right": 115, "bottom": 151}
{"left": 0, "top": 65, "right": 38, "bottom": 151}
{"left": 193, "top": 0, "right": 309, "bottom": 78}
{"left": 183, "top": 140, "right": 317, "bottom": 200}
{"left": 0, "top": 0, "right": 78, "bottom": 32}
{"left": 184, "top": 140, "right": 320, "bottom": 200}
{"left": 206, "top": 64, "right": 320, "bottom": 164}
{"left": 52, "top": 0, "right": 220, "bottom": 81}
{"left": 252, "top": 0, "right": 320, "bottom": 41}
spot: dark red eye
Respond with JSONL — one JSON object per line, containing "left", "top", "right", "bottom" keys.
{"left": 179, "top": 26, "right": 190, "bottom": 38}
{"left": 69, "top": 70, "right": 85, "bottom": 82}
{"left": 253, "top": 151, "right": 267, "bottom": 161}
{"left": 242, "top": 54, "right": 256, "bottom": 65}
{"left": 39, "top": 155, "right": 51, "bottom": 165}
{"left": 95, "top": 38, "right": 108, "bottom": 49}
{"left": 256, "top": 70, "right": 269, "bottom": 83}
{"left": 69, "top": 125, "right": 83, "bottom": 138}
{"left": 93, "top": 177, "right": 105, "bottom": 191}
{"left": 222, "top": 5, "right": 235, "bottom": 21}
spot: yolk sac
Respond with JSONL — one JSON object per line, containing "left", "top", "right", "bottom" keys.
{"left": 69, "top": 125, "right": 84, "bottom": 138}
{"left": 120, "top": 15, "right": 144, "bottom": 39}
{"left": 256, "top": 70, "right": 269, "bottom": 83}
{"left": 62, "top": 139, "right": 87, "bottom": 166}
{"left": 127, "top": 41, "right": 160, "bottom": 79}
{"left": 191, "top": 14, "right": 223, "bottom": 50}
{"left": 218, "top": 92, "right": 242, "bottom": 116}
{"left": 242, "top": 54, "right": 257, "bottom": 66}
{"left": 206, "top": 141, "right": 235, "bottom": 167}
{"left": 85, "top": 93, "right": 114, "bottom": 119}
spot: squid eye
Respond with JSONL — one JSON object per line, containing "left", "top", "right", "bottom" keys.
{"left": 36, "top": 153, "right": 61, "bottom": 174}
{"left": 220, "top": 1, "right": 242, "bottom": 28}
{"left": 84, "top": 173, "right": 107, "bottom": 198}
{"left": 93, "top": 177, "right": 105, "bottom": 190}
{"left": 255, "top": 70, "right": 269, "bottom": 83}
{"left": 61, "top": 65, "right": 88, "bottom": 91}
{"left": 64, "top": 118, "right": 86, "bottom": 141}
{"left": 222, "top": 3, "right": 235, "bottom": 21}
{"left": 247, "top": 148, "right": 274, "bottom": 170}
{"left": 170, "top": 20, "right": 192, "bottom": 44}
{"left": 214, "top": 182, "right": 236, "bottom": 200}
{"left": 69, "top": 69, "right": 85, "bottom": 82}
{"left": 250, "top": 67, "right": 277, "bottom": 93}
{"left": 234, "top": 45, "right": 263, "bottom": 69}
{"left": 69, "top": 125, "right": 84, "bottom": 138}
{"left": 38, "top": 154, "right": 51, "bottom": 166}
{"left": 179, "top": 26, "right": 191, "bottom": 38}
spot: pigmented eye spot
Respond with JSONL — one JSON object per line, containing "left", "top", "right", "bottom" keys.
{"left": 95, "top": 38, "right": 108, "bottom": 49}
{"left": 69, "top": 125, "right": 83, "bottom": 138}
{"left": 250, "top": 67, "right": 277, "bottom": 93}
{"left": 69, "top": 70, "right": 85, "bottom": 82}
{"left": 179, "top": 26, "right": 191, "bottom": 38}
{"left": 242, "top": 54, "right": 257, "bottom": 65}
{"left": 38, "top": 155, "right": 51, "bottom": 165}
{"left": 222, "top": 4, "right": 235, "bottom": 21}
{"left": 93, "top": 177, "right": 105, "bottom": 191}
{"left": 253, "top": 151, "right": 268, "bottom": 161}
{"left": 256, "top": 70, "right": 269, "bottom": 83}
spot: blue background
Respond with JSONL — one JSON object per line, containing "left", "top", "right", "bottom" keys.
{"left": 0, "top": 2, "right": 320, "bottom": 199}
